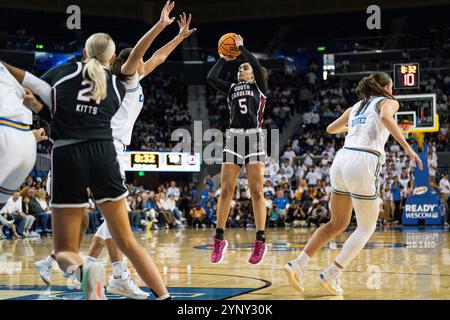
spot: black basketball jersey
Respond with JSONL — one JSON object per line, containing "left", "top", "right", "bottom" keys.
{"left": 41, "top": 62, "right": 126, "bottom": 141}
{"left": 227, "top": 81, "right": 266, "bottom": 129}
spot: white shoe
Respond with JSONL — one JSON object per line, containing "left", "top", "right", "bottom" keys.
{"left": 23, "top": 231, "right": 30, "bottom": 237}
{"left": 317, "top": 268, "right": 343, "bottom": 295}
{"left": 284, "top": 261, "right": 305, "bottom": 293}
{"left": 31, "top": 231, "right": 40, "bottom": 237}
{"left": 35, "top": 259, "right": 52, "bottom": 285}
{"left": 82, "top": 262, "right": 107, "bottom": 300}
{"left": 107, "top": 272, "right": 149, "bottom": 300}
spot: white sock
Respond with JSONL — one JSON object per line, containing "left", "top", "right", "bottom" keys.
{"left": 84, "top": 256, "right": 97, "bottom": 264}
{"left": 293, "top": 251, "right": 310, "bottom": 270}
{"left": 323, "top": 263, "right": 342, "bottom": 282}
{"left": 156, "top": 293, "right": 171, "bottom": 300}
{"left": 112, "top": 261, "right": 127, "bottom": 278}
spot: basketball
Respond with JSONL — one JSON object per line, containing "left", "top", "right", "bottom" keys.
{"left": 218, "top": 33, "right": 241, "bottom": 58}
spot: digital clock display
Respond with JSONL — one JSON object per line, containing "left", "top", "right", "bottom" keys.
{"left": 125, "top": 151, "right": 201, "bottom": 172}
{"left": 394, "top": 63, "right": 420, "bottom": 89}
{"left": 130, "top": 153, "right": 159, "bottom": 169}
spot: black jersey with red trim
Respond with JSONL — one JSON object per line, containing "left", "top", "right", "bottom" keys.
{"left": 41, "top": 62, "right": 126, "bottom": 141}
{"left": 227, "top": 81, "right": 266, "bottom": 129}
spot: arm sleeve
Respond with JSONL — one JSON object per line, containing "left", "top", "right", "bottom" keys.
{"left": 238, "top": 46, "right": 268, "bottom": 94}
{"left": 23, "top": 72, "right": 52, "bottom": 108}
{"left": 206, "top": 58, "right": 233, "bottom": 95}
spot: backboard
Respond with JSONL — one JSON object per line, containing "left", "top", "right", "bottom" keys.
{"left": 394, "top": 94, "right": 439, "bottom": 133}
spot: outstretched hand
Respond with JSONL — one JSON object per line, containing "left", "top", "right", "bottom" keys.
{"left": 160, "top": 0, "right": 176, "bottom": 26}
{"left": 177, "top": 12, "right": 197, "bottom": 39}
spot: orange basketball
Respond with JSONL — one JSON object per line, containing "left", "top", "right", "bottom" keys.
{"left": 218, "top": 33, "right": 241, "bottom": 58}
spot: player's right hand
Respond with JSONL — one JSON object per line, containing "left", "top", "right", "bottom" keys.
{"left": 159, "top": 0, "right": 176, "bottom": 26}
{"left": 405, "top": 146, "right": 423, "bottom": 170}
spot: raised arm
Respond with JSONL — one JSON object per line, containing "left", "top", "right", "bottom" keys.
{"left": 121, "top": 0, "right": 175, "bottom": 76}
{"left": 206, "top": 56, "right": 234, "bottom": 94}
{"left": 140, "top": 12, "right": 197, "bottom": 78}
{"left": 379, "top": 99, "right": 423, "bottom": 170}
{"left": 326, "top": 107, "right": 353, "bottom": 134}
{"left": 234, "top": 34, "right": 268, "bottom": 94}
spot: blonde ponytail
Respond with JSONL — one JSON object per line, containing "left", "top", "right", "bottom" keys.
{"left": 83, "top": 33, "right": 116, "bottom": 102}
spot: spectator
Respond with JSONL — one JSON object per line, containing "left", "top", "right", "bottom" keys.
{"left": 382, "top": 178, "right": 394, "bottom": 224}
{"left": 167, "top": 181, "right": 180, "bottom": 200}
{"left": 283, "top": 145, "right": 296, "bottom": 165}
{"left": 204, "top": 201, "right": 216, "bottom": 227}
{"left": 20, "top": 195, "right": 38, "bottom": 237}
{"left": 306, "top": 203, "right": 329, "bottom": 228}
{"left": 26, "top": 188, "right": 51, "bottom": 234}
{"left": 155, "top": 194, "right": 177, "bottom": 228}
{"left": 439, "top": 173, "right": 450, "bottom": 219}
{"left": 190, "top": 205, "right": 206, "bottom": 228}
{"left": 273, "top": 190, "right": 290, "bottom": 218}
{"left": 0, "top": 192, "right": 29, "bottom": 239}
{"left": 267, "top": 203, "right": 284, "bottom": 227}
{"left": 204, "top": 174, "right": 214, "bottom": 191}
{"left": 285, "top": 200, "right": 306, "bottom": 227}
{"left": 391, "top": 176, "right": 404, "bottom": 224}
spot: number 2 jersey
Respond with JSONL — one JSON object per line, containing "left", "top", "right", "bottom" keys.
{"left": 227, "top": 81, "right": 266, "bottom": 129}
{"left": 41, "top": 62, "right": 126, "bottom": 142}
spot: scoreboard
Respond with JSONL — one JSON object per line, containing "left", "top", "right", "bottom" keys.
{"left": 393, "top": 63, "right": 420, "bottom": 89}
{"left": 124, "top": 151, "right": 201, "bottom": 172}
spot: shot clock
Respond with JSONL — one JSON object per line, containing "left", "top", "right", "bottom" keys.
{"left": 393, "top": 63, "right": 420, "bottom": 89}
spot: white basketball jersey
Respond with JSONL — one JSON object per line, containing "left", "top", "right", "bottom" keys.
{"left": 344, "top": 96, "right": 390, "bottom": 163}
{"left": 111, "top": 72, "right": 144, "bottom": 146}
{"left": 0, "top": 62, "right": 32, "bottom": 124}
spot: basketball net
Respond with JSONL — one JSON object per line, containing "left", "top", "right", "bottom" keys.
{"left": 399, "top": 123, "right": 412, "bottom": 139}
{"left": 400, "top": 123, "right": 425, "bottom": 152}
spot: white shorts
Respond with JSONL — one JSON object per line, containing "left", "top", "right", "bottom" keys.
{"left": 46, "top": 170, "right": 52, "bottom": 197}
{"left": 95, "top": 220, "right": 112, "bottom": 240}
{"left": 113, "top": 139, "right": 126, "bottom": 180}
{"left": 330, "top": 147, "right": 382, "bottom": 200}
{"left": 0, "top": 126, "right": 36, "bottom": 202}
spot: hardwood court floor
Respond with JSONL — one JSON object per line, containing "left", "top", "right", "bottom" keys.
{"left": 0, "top": 226, "right": 449, "bottom": 300}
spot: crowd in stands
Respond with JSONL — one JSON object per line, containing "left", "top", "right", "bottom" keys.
{"left": 128, "top": 74, "right": 192, "bottom": 151}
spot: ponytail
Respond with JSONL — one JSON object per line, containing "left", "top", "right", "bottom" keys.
{"left": 83, "top": 57, "right": 108, "bottom": 102}
{"left": 83, "top": 33, "right": 116, "bottom": 102}
{"left": 356, "top": 72, "right": 394, "bottom": 113}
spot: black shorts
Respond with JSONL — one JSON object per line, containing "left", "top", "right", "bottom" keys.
{"left": 223, "top": 129, "right": 266, "bottom": 166}
{"left": 50, "top": 140, "right": 128, "bottom": 208}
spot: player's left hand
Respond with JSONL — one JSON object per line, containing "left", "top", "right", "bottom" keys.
{"left": 177, "top": 12, "right": 197, "bottom": 39}
{"left": 159, "top": 0, "right": 176, "bottom": 26}
{"left": 32, "top": 128, "right": 48, "bottom": 143}
{"left": 233, "top": 34, "right": 244, "bottom": 48}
